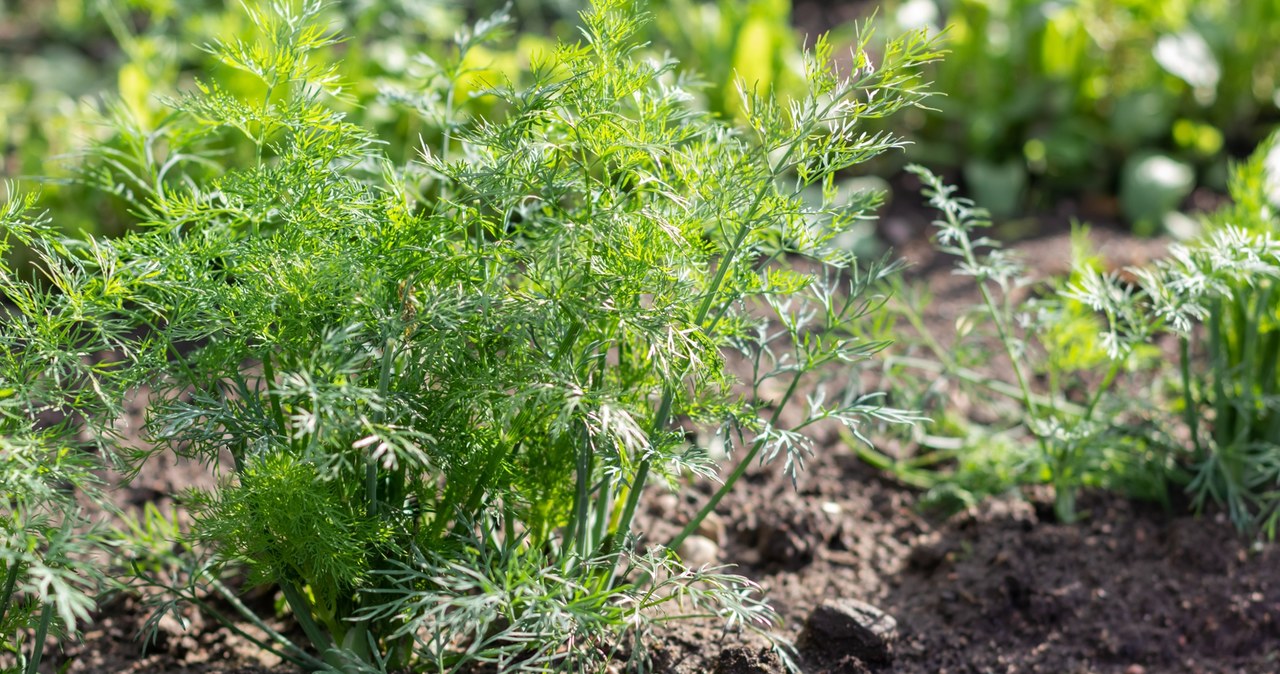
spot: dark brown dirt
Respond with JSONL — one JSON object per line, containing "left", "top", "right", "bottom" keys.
{"left": 647, "top": 453, "right": 1280, "bottom": 674}
{"left": 46, "top": 449, "right": 300, "bottom": 674}
{"left": 69, "top": 446, "right": 1277, "bottom": 674}
{"left": 52, "top": 591, "right": 291, "bottom": 674}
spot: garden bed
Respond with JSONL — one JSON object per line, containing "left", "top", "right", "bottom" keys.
{"left": 55, "top": 423, "right": 1280, "bottom": 674}
{"left": 44, "top": 230, "right": 1279, "bottom": 674}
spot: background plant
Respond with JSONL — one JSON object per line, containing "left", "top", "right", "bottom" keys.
{"left": 857, "top": 135, "right": 1280, "bottom": 538}
{"left": 856, "top": 167, "right": 1175, "bottom": 521}
{"left": 643, "top": 0, "right": 805, "bottom": 119}
{"left": 0, "top": 0, "right": 811, "bottom": 255}
{"left": 876, "top": 0, "right": 1280, "bottom": 229}
{"left": 0, "top": 0, "right": 554, "bottom": 252}
{"left": 1, "top": 1, "right": 938, "bottom": 671}
{"left": 1068, "top": 132, "right": 1280, "bottom": 537}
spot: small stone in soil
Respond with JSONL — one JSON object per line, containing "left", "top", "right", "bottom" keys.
{"left": 905, "top": 537, "right": 953, "bottom": 574}
{"left": 696, "top": 510, "right": 726, "bottom": 544}
{"left": 678, "top": 534, "right": 720, "bottom": 568}
{"left": 797, "top": 598, "right": 898, "bottom": 668}
{"left": 649, "top": 492, "right": 680, "bottom": 517}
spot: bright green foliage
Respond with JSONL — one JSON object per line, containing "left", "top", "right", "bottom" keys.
{"left": 878, "top": 0, "right": 1280, "bottom": 223}
{"left": 189, "top": 451, "right": 390, "bottom": 632}
{"left": 0, "top": 192, "right": 113, "bottom": 674}
{"left": 0, "top": 0, "right": 806, "bottom": 252}
{"left": 1, "top": 1, "right": 938, "bottom": 670}
{"left": 0, "top": 0, "right": 550, "bottom": 248}
{"left": 0, "top": 440, "right": 102, "bottom": 674}
{"left": 863, "top": 168, "right": 1173, "bottom": 521}
{"left": 1070, "top": 133, "right": 1280, "bottom": 537}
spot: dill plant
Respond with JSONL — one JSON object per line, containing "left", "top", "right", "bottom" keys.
{"left": 863, "top": 167, "right": 1172, "bottom": 522}
{"left": 2, "top": 0, "right": 938, "bottom": 670}
{"left": 872, "top": 142, "right": 1280, "bottom": 537}
{"left": 1068, "top": 132, "right": 1280, "bottom": 537}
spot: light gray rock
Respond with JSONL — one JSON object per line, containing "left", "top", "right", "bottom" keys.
{"left": 696, "top": 510, "right": 726, "bottom": 545}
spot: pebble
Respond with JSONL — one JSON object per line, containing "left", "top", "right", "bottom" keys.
{"left": 650, "top": 492, "right": 680, "bottom": 517}
{"left": 697, "top": 511, "right": 726, "bottom": 544}
{"left": 678, "top": 534, "right": 720, "bottom": 568}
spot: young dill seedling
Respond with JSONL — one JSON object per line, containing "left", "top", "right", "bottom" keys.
{"left": 2, "top": 1, "right": 940, "bottom": 670}
{"left": 1068, "top": 134, "right": 1280, "bottom": 536}
{"left": 894, "top": 137, "right": 1280, "bottom": 537}
{"left": 902, "top": 165, "right": 1072, "bottom": 520}
{"left": 893, "top": 166, "right": 1170, "bottom": 522}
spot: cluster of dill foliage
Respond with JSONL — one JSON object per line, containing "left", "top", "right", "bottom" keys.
{"left": 2, "top": 188, "right": 115, "bottom": 674}
{"left": 0, "top": 1, "right": 938, "bottom": 671}
{"left": 866, "top": 141, "right": 1280, "bottom": 538}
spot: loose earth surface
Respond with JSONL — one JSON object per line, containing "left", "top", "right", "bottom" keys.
{"left": 54, "top": 439, "right": 1280, "bottom": 674}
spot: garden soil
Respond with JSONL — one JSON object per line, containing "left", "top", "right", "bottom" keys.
{"left": 43, "top": 230, "right": 1280, "bottom": 674}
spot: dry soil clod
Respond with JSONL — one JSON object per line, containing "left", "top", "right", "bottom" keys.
{"left": 797, "top": 598, "right": 898, "bottom": 669}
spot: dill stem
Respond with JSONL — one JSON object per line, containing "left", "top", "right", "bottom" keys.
{"left": 280, "top": 581, "right": 334, "bottom": 661}
{"left": 1083, "top": 360, "right": 1122, "bottom": 422}
{"left": 24, "top": 603, "right": 52, "bottom": 674}
{"left": 975, "top": 278, "right": 1037, "bottom": 421}
{"left": 1181, "top": 336, "right": 1202, "bottom": 455}
{"left": 608, "top": 123, "right": 809, "bottom": 564}
{"left": 670, "top": 368, "right": 803, "bottom": 553}
{"left": 186, "top": 574, "right": 325, "bottom": 669}
{"left": 0, "top": 559, "right": 19, "bottom": 629}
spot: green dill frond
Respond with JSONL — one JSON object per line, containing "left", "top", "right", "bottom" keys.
{"left": 1, "top": 1, "right": 942, "bottom": 669}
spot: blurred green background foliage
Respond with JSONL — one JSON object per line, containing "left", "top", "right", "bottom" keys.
{"left": 878, "top": 0, "right": 1280, "bottom": 228}
{"left": 1, "top": 0, "right": 1278, "bottom": 242}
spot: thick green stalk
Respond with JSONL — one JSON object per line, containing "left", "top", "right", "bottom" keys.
{"left": 565, "top": 431, "right": 593, "bottom": 570}
{"left": 1209, "top": 300, "right": 1230, "bottom": 449}
{"left": 0, "top": 560, "right": 19, "bottom": 629}
{"left": 592, "top": 479, "right": 612, "bottom": 553}
{"left": 367, "top": 336, "right": 397, "bottom": 519}
{"left": 24, "top": 603, "right": 52, "bottom": 674}
{"left": 261, "top": 354, "right": 287, "bottom": 440}
{"left": 1180, "top": 336, "right": 1202, "bottom": 456}
{"left": 280, "top": 580, "right": 336, "bottom": 665}
{"left": 1234, "top": 290, "right": 1262, "bottom": 445}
